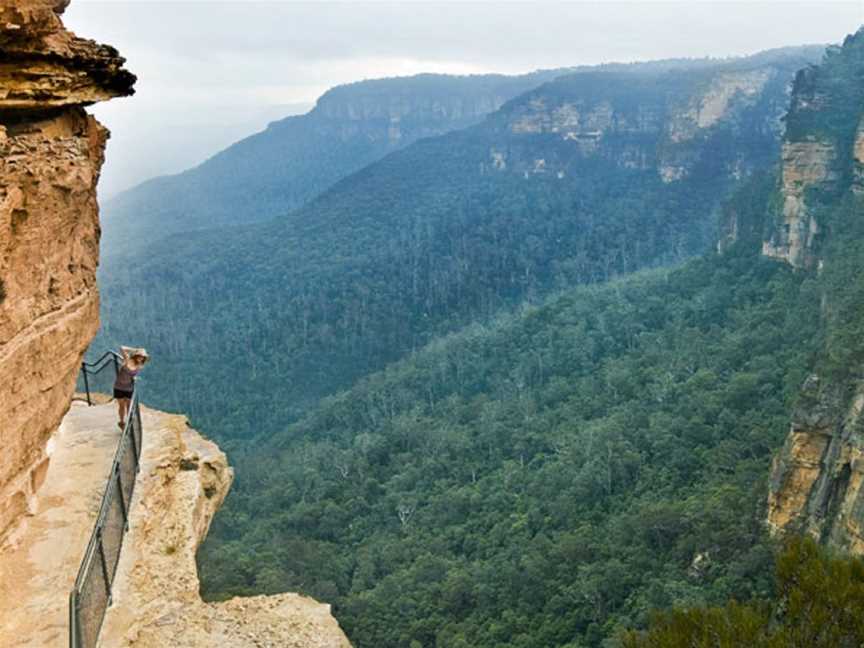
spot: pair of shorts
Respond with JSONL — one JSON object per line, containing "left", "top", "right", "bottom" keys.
{"left": 113, "top": 388, "right": 133, "bottom": 400}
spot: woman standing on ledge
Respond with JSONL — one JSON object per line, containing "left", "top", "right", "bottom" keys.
{"left": 114, "top": 346, "right": 149, "bottom": 429}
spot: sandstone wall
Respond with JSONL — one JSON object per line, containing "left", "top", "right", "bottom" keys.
{"left": 767, "top": 377, "right": 864, "bottom": 554}
{"left": 761, "top": 140, "right": 839, "bottom": 268}
{"left": 0, "top": 0, "right": 134, "bottom": 541}
{"left": 101, "top": 408, "right": 352, "bottom": 648}
{"left": 492, "top": 63, "right": 790, "bottom": 185}
{"left": 853, "top": 115, "right": 864, "bottom": 195}
{"left": 765, "top": 29, "right": 864, "bottom": 551}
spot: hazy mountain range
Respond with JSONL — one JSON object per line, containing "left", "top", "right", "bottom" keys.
{"left": 87, "top": 33, "right": 864, "bottom": 647}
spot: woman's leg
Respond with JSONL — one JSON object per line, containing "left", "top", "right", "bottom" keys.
{"left": 118, "top": 398, "right": 129, "bottom": 425}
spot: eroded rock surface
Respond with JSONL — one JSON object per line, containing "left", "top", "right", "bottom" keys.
{"left": 100, "top": 408, "right": 352, "bottom": 648}
{"left": 760, "top": 34, "right": 864, "bottom": 268}
{"left": 767, "top": 376, "right": 864, "bottom": 554}
{"left": 853, "top": 115, "right": 864, "bottom": 194}
{"left": 0, "top": 0, "right": 135, "bottom": 110}
{"left": 761, "top": 140, "right": 839, "bottom": 267}
{"left": 766, "top": 29, "right": 864, "bottom": 552}
{"left": 670, "top": 69, "right": 773, "bottom": 138}
{"left": 494, "top": 60, "right": 796, "bottom": 185}
{"left": 0, "top": 402, "right": 352, "bottom": 647}
{"left": 0, "top": 0, "right": 135, "bottom": 541}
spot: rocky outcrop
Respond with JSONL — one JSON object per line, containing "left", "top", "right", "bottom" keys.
{"left": 667, "top": 69, "right": 773, "bottom": 142}
{"left": 761, "top": 31, "right": 864, "bottom": 268}
{"left": 761, "top": 140, "right": 839, "bottom": 267}
{"left": 0, "top": 0, "right": 135, "bottom": 541}
{"left": 767, "top": 376, "right": 864, "bottom": 554}
{"left": 309, "top": 73, "right": 567, "bottom": 145}
{"left": 0, "top": 1, "right": 135, "bottom": 111}
{"left": 0, "top": 401, "right": 351, "bottom": 647}
{"left": 489, "top": 56, "right": 807, "bottom": 185}
{"left": 853, "top": 116, "right": 864, "bottom": 195}
{"left": 100, "top": 407, "right": 352, "bottom": 648}
{"left": 766, "top": 29, "right": 864, "bottom": 551}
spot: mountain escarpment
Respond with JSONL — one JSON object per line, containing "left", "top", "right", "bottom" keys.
{"left": 487, "top": 63, "right": 791, "bottom": 184}
{"left": 0, "top": 0, "right": 134, "bottom": 542}
{"left": 760, "top": 43, "right": 861, "bottom": 268}
{"left": 101, "top": 69, "right": 571, "bottom": 258}
{"left": 766, "top": 29, "right": 864, "bottom": 552}
{"left": 97, "top": 47, "right": 822, "bottom": 444}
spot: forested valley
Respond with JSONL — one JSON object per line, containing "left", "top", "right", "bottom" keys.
{"left": 201, "top": 229, "right": 822, "bottom": 646}
{"left": 91, "top": 28, "right": 864, "bottom": 648}
{"left": 97, "top": 48, "right": 817, "bottom": 445}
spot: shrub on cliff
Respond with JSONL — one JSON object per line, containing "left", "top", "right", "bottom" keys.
{"left": 623, "top": 536, "right": 864, "bottom": 648}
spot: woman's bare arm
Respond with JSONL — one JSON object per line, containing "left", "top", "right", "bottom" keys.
{"left": 119, "top": 346, "right": 132, "bottom": 361}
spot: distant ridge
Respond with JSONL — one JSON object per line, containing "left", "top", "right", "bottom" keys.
{"left": 100, "top": 69, "right": 575, "bottom": 258}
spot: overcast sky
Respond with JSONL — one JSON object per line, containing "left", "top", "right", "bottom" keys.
{"left": 64, "top": 1, "right": 863, "bottom": 197}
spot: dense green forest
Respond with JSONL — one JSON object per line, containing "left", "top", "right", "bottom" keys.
{"left": 200, "top": 180, "right": 864, "bottom": 648}
{"left": 197, "top": 33, "right": 864, "bottom": 647}
{"left": 199, "top": 210, "right": 822, "bottom": 646}
{"left": 95, "top": 48, "right": 818, "bottom": 449}
{"left": 624, "top": 537, "right": 864, "bottom": 647}
{"left": 87, "top": 30, "right": 864, "bottom": 648}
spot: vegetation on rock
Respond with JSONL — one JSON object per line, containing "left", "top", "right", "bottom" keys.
{"left": 623, "top": 537, "right": 864, "bottom": 648}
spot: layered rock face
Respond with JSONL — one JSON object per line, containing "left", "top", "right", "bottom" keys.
{"left": 0, "top": 0, "right": 134, "bottom": 541}
{"left": 767, "top": 377, "right": 864, "bottom": 553}
{"left": 486, "top": 60, "right": 803, "bottom": 185}
{"left": 313, "top": 78, "right": 508, "bottom": 144}
{"left": 761, "top": 140, "right": 839, "bottom": 267}
{"left": 100, "top": 408, "right": 352, "bottom": 647}
{"left": 853, "top": 115, "right": 864, "bottom": 194}
{"left": 766, "top": 30, "right": 864, "bottom": 549}
{"left": 761, "top": 36, "right": 864, "bottom": 268}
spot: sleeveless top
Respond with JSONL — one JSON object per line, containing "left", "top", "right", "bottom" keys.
{"left": 114, "top": 364, "right": 139, "bottom": 391}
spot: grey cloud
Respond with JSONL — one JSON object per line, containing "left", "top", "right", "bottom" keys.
{"left": 64, "top": 1, "right": 862, "bottom": 196}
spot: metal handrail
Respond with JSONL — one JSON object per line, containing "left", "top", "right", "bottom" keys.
{"left": 69, "top": 359, "right": 143, "bottom": 648}
{"left": 79, "top": 351, "right": 122, "bottom": 406}
{"left": 82, "top": 351, "right": 122, "bottom": 368}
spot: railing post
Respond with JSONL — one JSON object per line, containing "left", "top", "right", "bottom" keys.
{"left": 69, "top": 590, "right": 79, "bottom": 648}
{"left": 116, "top": 468, "right": 129, "bottom": 529}
{"left": 81, "top": 362, "right": 91, "bottom": 407}
{"left": 96, "top": 529, "right": 112, "bottom": 605}
{"left": 128, "top": 418, "right": 138, "bottom": 467}
{"left": 134, "top": 396, "right": 143, "bottom": 467}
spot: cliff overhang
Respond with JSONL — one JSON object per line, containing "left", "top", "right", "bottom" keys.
{"left": 0, "top": 0, "right": 135, "bottom": 113}
{"left": 0, "top": 0, "right": 134, "bottom": 541}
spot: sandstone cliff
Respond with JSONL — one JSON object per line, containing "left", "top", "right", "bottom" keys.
{"left": 0, "top": 0, "right": 134, "bottom": 541}
{"left": 100, "top": 406, "right": 352, "bottom": 648}
{"left": 760, "top": 140, "right": 839, "bottom": 267}
{"left": 766, "top": 29, "right": 864, "bottom": 549}
{"left": 767, "top": 376, "right": 864, "bottom": 552}
{"left": 0, "top": 401, "right": 352, "bottom": 647}
{"left": 853, "top": 114, "right": 864, "bottom": 194}
{"left": 761, "top": 33, "right": 864, "bottom": 268}
{"left": 311, "top": 75, "right": 515, "bottom": 145}
{"left": 482, "top": 55, "right": 813, "bottom": 187}
{"left": 1, "top": 5, "right": 352, "bottom": 645}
